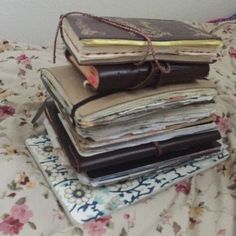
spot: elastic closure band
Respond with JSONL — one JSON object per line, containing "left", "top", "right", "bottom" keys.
{"left": 31, "top": 97, "right": 50, "bottom": 126}
{"left": 70, "top": 91, "right": 116, "bottom": 127}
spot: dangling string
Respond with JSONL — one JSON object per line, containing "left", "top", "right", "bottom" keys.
{"left": 53, "top": 11, "right": 170, "bottom": 74}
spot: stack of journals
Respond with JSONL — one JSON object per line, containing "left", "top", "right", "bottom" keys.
{"left": 61, "top": 14, "right": 221, "bottom": 91}
{"left": 26, "top": 13, "right": 229, "bottom": 223}
{"left": 40, "top": 65, "right": 223, "bottom": 187}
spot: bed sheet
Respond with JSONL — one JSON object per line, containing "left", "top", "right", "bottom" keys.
{"left": 0, "top": 21, "right": 236, "bottom": 236}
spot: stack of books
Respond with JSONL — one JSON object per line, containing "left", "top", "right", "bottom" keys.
{"left": 26, "top": 13, "right": 229, "bottom": 223}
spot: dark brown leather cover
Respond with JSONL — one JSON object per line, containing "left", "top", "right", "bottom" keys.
{"left": 45, "top": 101, "right": 221, "bottom": 172}
{"left": 64, "top": 15, "right": 220, "bottom": 41}
{"left": 65, "top": 50, "right": 209, "bottom": 91}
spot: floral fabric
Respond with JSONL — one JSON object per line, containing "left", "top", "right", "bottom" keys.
{"left": 0, "top": 20, "right": 236, "bottom": 236}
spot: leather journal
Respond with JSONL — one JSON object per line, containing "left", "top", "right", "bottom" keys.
{"left": 60, "top": 13, "right": 222, "bottom": 64}
{"left": 65, "top": 49, "right": 210, "bottom": 91}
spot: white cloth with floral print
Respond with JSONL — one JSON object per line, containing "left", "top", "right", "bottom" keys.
{"left": 0, "top": 20, "right": 236, "bottom": 236}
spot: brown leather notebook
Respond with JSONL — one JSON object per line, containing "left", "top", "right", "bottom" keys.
{"left": 65, "top": 49, "right": 209, "bottom": 91}
{"left": 63, "top": 14, "right": 221, "bottom": 42}
{"left": 60, "top": 13, "right": 222, "bottom": 64}
{"left": 45, "top": 101, "right": 221, "bottom": 172}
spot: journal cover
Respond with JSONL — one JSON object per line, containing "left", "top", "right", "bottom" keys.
{"left": 63, "top": 14, "right": 221, "bottom": 43}
{"left": 65, "top": 50, "right": 210, "bottom": 91}
{"left": 25, "top": 134, "right": 229, "bottom": 224}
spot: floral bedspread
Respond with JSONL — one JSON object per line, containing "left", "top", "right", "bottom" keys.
{"left": 0, "top": 21, "right": 236, "bottom": 236}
